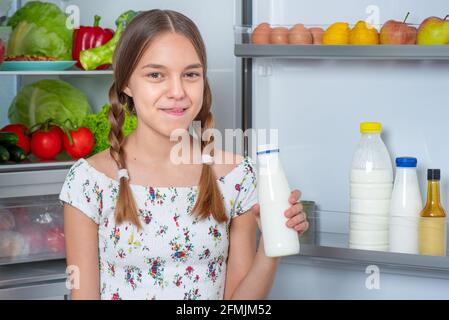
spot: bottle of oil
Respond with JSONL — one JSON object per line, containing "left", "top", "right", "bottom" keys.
{"left": 419, "top": 169, "right": 447, "bottom": 256}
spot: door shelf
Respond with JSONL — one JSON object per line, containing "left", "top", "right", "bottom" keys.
{"left": 235, "top": 44, "right": 449, "bottom": 60}
{"left": 290, "top": 210, "right": 449, "bottom": 276}
{"left": 293, "top": 232, "right": 449, "bottom": 277}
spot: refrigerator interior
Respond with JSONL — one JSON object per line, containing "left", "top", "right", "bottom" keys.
{"left": 250, "top": 0, "right": 449, "bottom": 245}
{"left": 1, "top": 0, "right": 244, "bottom": 137}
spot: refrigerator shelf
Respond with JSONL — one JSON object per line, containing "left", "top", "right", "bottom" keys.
{"left": 0, "top": 161, "right": 73, "bottom": 198}
{"left": 235, "top": 44, "right": 449, "bottom": 60}
{"left": 0, "top": 70, "right": 114, "bottom": 76}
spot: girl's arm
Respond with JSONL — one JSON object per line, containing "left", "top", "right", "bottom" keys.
{"left": 64, "top": 204, "right": 100, "bottom": 300}
{"left": 223, "top": 211, "right": 280, "bottom": 300}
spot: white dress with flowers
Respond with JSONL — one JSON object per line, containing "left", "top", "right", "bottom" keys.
{"left": 59, "top": 156, "right": 258, "bottom": 300}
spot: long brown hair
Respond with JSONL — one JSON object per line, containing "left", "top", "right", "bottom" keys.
{"left": 108, "top": 10, "right": 227, "bottom": 229}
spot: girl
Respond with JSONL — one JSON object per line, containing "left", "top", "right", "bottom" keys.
{"left": 60, "top": 9, "right": 308, "bottom": 300}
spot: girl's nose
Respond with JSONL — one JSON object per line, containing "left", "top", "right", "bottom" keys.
{"left": 167, "top": 76, "right": 186, "bottom": 99}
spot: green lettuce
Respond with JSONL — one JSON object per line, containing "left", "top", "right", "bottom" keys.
{"left": 82, "top": 104, "right": 137, "bottom": 154}
{"left": 7, "top": 1, "right": 72, "bottom": 60}
{"left": 8, "top": 79, "right": 92, "bottom": 127}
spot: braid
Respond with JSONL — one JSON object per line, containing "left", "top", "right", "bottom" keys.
{"left": 191, "top": 111, "right": 227, "bottom": 223}
{"left": 108, "top": 83, "right": 142, "bottom": 229}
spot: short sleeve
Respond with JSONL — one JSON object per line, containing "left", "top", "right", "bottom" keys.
{"left": 59, "top": 159, "right": 100, "bottom": 224}
{"left": 231, "top": 157, "right": 258, "bottom": 218}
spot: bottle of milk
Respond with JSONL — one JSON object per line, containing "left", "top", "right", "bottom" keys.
{"left": 257, "top": 144, "right": 300, "bottom": 257}
{"left": 350, "top": 122, "right": 393, "bottom": 251}
{"left": 389, "top": 157, "right": 422, "bottom": 254}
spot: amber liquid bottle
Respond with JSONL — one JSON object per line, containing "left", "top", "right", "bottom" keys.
{"left": 419, "top": 169, "right": 447, "bottom": 256}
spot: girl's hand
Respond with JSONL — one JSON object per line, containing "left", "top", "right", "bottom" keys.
{"left": 251, "top": 189, "right": 309, "bottom": 235}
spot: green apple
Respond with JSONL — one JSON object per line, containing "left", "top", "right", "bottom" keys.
{"left": 417, "top": 15, "right": 449, "bottom": 45}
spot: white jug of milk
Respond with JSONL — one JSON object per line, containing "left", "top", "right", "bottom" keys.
{"left": 389, "top": 157, "right": 422, "bottom": 254}
{"left": 350, "top": 122, "right": 393, "bottom": 251}
{"left": 257, "top": 144, "right": 300, "bottom": 257}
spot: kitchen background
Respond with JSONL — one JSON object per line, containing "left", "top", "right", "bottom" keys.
{"left": 1, "top": 0, "right": 449, "bottom": 299}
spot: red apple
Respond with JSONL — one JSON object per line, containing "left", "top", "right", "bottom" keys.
{"left": 380, "top": 12, "right": 417, "bottom": 45}
{"left": 406, "top": 26, "right": 417, "bottom": 44}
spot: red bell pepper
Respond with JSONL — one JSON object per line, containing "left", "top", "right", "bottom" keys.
{"left": 72, "top": 15, "right": 114, "bottom": 70}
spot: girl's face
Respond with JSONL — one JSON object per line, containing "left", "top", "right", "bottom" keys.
{"left": 124, "top": 32, "right": 204, "bottom": 138}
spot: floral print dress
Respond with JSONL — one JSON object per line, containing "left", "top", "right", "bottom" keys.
{"left": 59, "top": 156, "right": 258, "bottom": 300}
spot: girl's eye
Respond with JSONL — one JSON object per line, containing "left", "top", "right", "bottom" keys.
{"left": 185, "top": 72, "right": 200, "bottom": 79}
{"left": 148, "top": 72, "right": 162, "bottom": 79}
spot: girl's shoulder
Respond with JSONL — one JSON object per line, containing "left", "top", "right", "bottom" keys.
{"left": 212, "top": 150, "right": 256, "bottom": 181}
{"left": 63, "top": 149, "right": 116, "bottom": 188}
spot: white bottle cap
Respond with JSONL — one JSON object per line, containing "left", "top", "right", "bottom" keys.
{"left": 257, "top": 143, "right": 279, "bottom": 155}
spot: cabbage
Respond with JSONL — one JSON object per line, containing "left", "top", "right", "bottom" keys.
{"left": 8, "top": 79, "right": 92, "bottom": 127}
{"left": 7, "top": 1, "right": 72, "bottom": 60}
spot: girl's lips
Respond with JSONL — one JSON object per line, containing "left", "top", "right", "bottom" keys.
{"left": 161, "top": 108, "right": 187, "bottom": 117}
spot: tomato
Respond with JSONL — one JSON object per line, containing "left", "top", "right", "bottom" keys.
{"left": 46, "top": 226, "right": 65, "bottom": 253}
{"left": 52, "top": 126, "right": 64, "bottom": 141}
{"left": 31, "top": 126, "right": 62, "bottom": 160}
{"left": 63, "top": 127, "right": 95, "bottom": 159}
{"left": 1, "top": 124, "right": 30, "bottom": 155}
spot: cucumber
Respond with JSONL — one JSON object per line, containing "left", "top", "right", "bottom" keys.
{"left": 0, "top": 132, "right": 19, "bottom": 147}
{"left": 0, "top": 145, "right": 10, "bottom": 162}
{"left": 6, "top": 145, "right": 26, "bottom": 162}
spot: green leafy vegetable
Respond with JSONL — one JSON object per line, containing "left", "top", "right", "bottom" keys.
{"left": 7, "top": 1, "right": 72, "bottom": 60}
{"left": 8, "top": 79, "right": 92, "bottom": 128}
{"left": 82, "top": 104, "right": 137, "bottom": 154}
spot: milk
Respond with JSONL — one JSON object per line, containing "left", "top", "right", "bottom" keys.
{"left": 349, "top": 169, "right": 392, "bottom": 248}
{"left": 257, "top": 144, "right": 300, "bottom": 257}
{"left": 350, "top": 169, "right": 393, "bottom": 214}
{"left": 389, "top": 158, "right": 422, "bottom": 254}
{"left": 349, "top": 123, "right": 393, "bottom": 252}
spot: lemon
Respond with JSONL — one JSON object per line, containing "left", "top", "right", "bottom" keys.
{"left": 349, "top": 21, "right": 379, "bottom": 45}
{"left": 323, "top": 22, "right": 350, "bottom": 45}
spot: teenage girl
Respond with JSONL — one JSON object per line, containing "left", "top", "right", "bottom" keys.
{"left": 60, "top": 9, "right": 308, "bottom": 300}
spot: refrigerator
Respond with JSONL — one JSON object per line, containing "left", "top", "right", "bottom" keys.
{"left": 1, "top": 0, "right": 449, "bottom": 299}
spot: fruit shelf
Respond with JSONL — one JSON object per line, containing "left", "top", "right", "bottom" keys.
{"left": 284, "top": 210, "right": 449, "bottom": 278}
{"left": 234, "top": 44, "right": 449, "bottom": 60}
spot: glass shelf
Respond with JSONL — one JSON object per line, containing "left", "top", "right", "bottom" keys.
{"left": 0, "top": 70, "right": 114, "bottom": 76}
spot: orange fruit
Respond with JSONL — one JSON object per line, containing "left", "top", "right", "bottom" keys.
{"left": 322, "top": 22, "right": 350, "bottom": 45}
